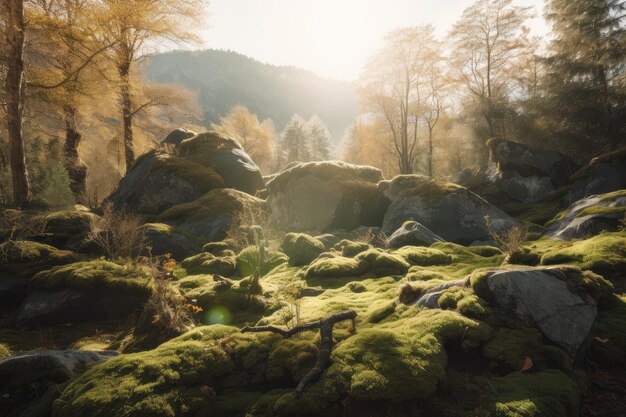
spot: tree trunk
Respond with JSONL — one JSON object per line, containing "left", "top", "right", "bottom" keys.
{"left": 4, "top": 0, "right": 31, "bottom": 206}
{"left": 63, "top": 106, "right": 87, "bottom": 203}
{"left": 118, "top": 62, "right": 134, "bottom": 173}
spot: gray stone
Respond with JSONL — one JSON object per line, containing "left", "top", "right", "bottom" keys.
{"left": 380, "top": 175, "right": 520, "bottom": 245}
{"left": 414, "top": 279, "right": 468, "bottom": 309}
{"left": 266, "top": 161, "right": 389, "bottom": 232}
{"left": 546, "top": 192, "right": 626, "bottom": 240}
{"left": 161, "top": 128, "right": 196, "bottom": 147}
{"left": 564, "top": 162, "right": 626, "bottom": 205}
{"left": 497, "top": 172, "right": 555, "bottom": 203}
{"left": 0, "top": 349, "right": 118, "bottom": 417}
{"left": 144, "top": 223, "right": 201, "bottom": 260}
{"left": 106, "top": 151, "right": 224, "bottom": 215}
{"left": 386, "top": 220, "right": 445, "bottom": 249}
{"left": 485, "top": 268, "right": 597, "bottom": 357}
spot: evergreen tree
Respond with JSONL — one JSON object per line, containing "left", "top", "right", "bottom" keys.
{"left": 306, "top": 115, "right": 331, "bottom": 160}
{"left": 542, "top": 0, "right": 626, "bottom": 153}
{"left": 281, "top": 115, "right": 310, "bottom": 163}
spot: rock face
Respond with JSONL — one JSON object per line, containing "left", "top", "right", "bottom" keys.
{"left": 159, "top": 188, "right": 267, "bottom": 243}
{"left": 178, "top": 132, "right": 264, "bottom": 195}
{"left": 489, "top": 139, "right": 580, "bottom": 203}
{"left": 161, "top": 128, "right": 196, "bottom": 147}
{"left": 564, "top": 149, "right": 626, "bottom": 205}
{"left": 546, "top": 191, "right": 626, "bottom": 240}
{"left": 266, "top": 161, "right": 389, "bottom": 231}
{"left": 386, "top": 220, "right": 444, "bottom": 249}
{"left": 0, "top": 349, "right": 118, "bottom": 417}
{"left": 107, "top": 151, "right": 225, "bottom": 215}
{"left": 144, "top": 223, "right": 201, "bottom": 260}
{"left": 483, "top": 268, "right": 597, "bottom": 358}
{"left": 380, "top": 175, "right": 520, "bottom": 245}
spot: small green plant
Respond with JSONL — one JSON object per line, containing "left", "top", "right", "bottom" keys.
{"left": 275, "top": 280, "right": 305, "bottom": 328}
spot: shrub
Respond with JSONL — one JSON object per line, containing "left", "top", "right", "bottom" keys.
{"left": 87, "top": 204, "right": 147, "bottom": 259}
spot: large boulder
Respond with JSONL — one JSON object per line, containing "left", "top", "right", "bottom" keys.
{"left": 386, "top": 220, "right": 445, "bottom": 249}
{"left": 159, "top": 188, "right": 267, "bottom": 243}
{"left": 161, "top": 127, "right": 196, "bottom": 147}
{"left": 380, "top": 175, "right": 520, "bottom": 245}
{"left": 564, "top": 147, "right": 626, "bottom": 205}
{"left": 0, "top": 241, "right": 78, "bottom": 312}
{"left": 266, "top": 161, "right": 389, "bottom": 232}
{"left": 15, "top": 261, "right": 152, "bottom": 328}
{"left": 107, "top": 151, "right": 224, "bottom": 215}
{"left": 475, "top": 267, "right": 599, "bottom": 358}
{"left": 178, "top": 132, "right": 264, "bottom": 195}
{"left": 546, "top": 191, "right": 626, "bottom": 240}
{"left": 280, "top": 233, "right": 325, "bottom": 266}
{"left": 36, "top": 210, "right": 100, "bottom": 252}
{"left": 489, "top": 140, "right": 580, "bottom": 204}
{"left": 144, "top": 223, "right": 202, "bottom": 260}
{"left": 0, "top": 349, "right": 118, "bottom": 417}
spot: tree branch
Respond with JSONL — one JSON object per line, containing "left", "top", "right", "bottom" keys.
{"left": 241, "top": 309, "right": 357, "bottom": 397}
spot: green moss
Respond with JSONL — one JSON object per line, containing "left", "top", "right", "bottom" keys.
{"left": 159, "top": 188, "right": 265, "bottom": 224}
{"left": 32, "top": 260, "right": 153, "bottom": 295}
{"left": 598, "top": 189, "right": 626, "bottom": 202}
{"left": 589, "top": 294, "right": 626, "bottom": 366}
{"left": 404, "top": 270, "right": 451, "bottom": 282}
{"left": 203, "top": 240, "right": 236, "bottom": 255}
{"left": 324, "top": 309, "right": 491, "bottom": 402}
{"left": 393, "top": 246, "right": 452, "bottom": 266}
{"left": 366, "top": 302, "right": 397, "bottom": 323}
{"left": 153, "top": 151, "right": 225, "bottom": 191}
{"left": 304, "top": 256, "right": 365, "bottom": 279}
{"left": 387, "top": 175, "right": 463, "bottom": 203}
{"left": 0, "top": 240, "right": 78, "bottom": 278}
{"left": 501, "top": 201, "right": 563, "bottom": 226}
{"left": 483, "top": 370, "right": 581, "bottom": 417}
{"left": 280, "top": 233, "right": 325, "bottom": 266}
{"left": 427, "top": 242, "right": 505, "bottom": 279}
{"left": 540, "top": 232, "right": 626, "bottom": 275}
{"left": 483, "top": 328, "right": 570, "bottom": 373}
{"left": 355, "top": 249, "right": 410, "bottom": 276}
{"left": 43, "top": 210, "right": 93, "bottom": 236}
{"left": 180, "top": 253, "right": 238, "bottom": 276}
{"left": 545, "top": 209, "right": 570, "bottom": 227}
{"left": 333, "top": 239, "right": 370, "bottom": 257}
{"left": 575, "top": 205, "right": 626, "bottom": 218}
{"left": 236, "top": 246, "right": 288, "bottom": 277}
{"left": 0, "top": 343, "right": 10, "bottom": 358}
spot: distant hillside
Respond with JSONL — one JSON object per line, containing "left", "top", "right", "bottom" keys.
{"left": 145, "top": 49, "right": 359, "bottom": 141}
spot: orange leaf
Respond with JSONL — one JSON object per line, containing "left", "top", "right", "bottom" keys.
{"left": 520, "top": 356, "right": 533, "bottom": 372}
{"left": 594, "top": 337, "right": 610, "bottom": 344}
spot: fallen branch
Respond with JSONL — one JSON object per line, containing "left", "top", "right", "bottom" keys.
{"left": 241, "top": 309, "right": 357, "bottom": 397}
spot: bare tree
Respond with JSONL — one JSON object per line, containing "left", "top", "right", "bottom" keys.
{"left": 449, "top": 0, "right": 534, "bottom": 167}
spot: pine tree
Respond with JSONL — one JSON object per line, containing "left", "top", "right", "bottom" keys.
{"left": 542, "top": 0, "right": 626, "bottom": 153}
{"left": 306, "top": 115, "right": 331, "bottom": 160}
{"left": 281, "top": 115, "right": 310, "bottom": 163}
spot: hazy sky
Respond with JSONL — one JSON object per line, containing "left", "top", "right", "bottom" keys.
{"left": 200, "top": 0, "right": 548, "bottom": 81}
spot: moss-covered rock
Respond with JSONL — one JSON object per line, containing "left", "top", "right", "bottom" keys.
{"left": 266, "top": 161, "right": 389, "bottom": 231}
{"left": 106, "top": 151, "right": 225, "bottom": 215}
{"left": 380, "top": 175, "right": 521, "bottom": 245}
{"left": 203, "top": 239, "right": 236, "bottom": 255}
{"left": 159, "top": 188, "right": 267, "bottom": 243}
{"left": 236, "top": 246, "right": 288, "bottom": 277}
{"left": 0, "top": 344, "right": 9, "bottom": 358}
{"left": 540, "top": 232, "right": 626, "bottom": 276}
{"left": 280, "top": 233, "right": 325, "bottom": 266}
{"left": 354, "top": 249, "right": 409, "bottom": 276}
{"left": 304, "top": 255, "right": 366, "bottom": 279}
{"left": 333, "top": 239, "right": 370, "bottom": 257}
{"left": 393, "top": 246, "right": 452, "bottom": 266}
{"left": 180, "top": 253, "right": 238, "bottom": 277}
{"left": 38, "top": 210, "right": 98, "bottom": 251}
{"left": 178, "top": 132, "right": 264, "bottom": 195}
{"left": 144, "top": 223, "right": 202, "bottom": 260}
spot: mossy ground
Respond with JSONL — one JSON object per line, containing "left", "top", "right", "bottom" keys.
{"left": 2, "top": 209, "right": 624, "bottom": 417}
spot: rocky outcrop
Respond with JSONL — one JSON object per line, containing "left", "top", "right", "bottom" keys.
{"left": 161, "top": 128, "right": 196, "bottom": 147}
{"left": 386, "top": 220, "right": 444, "bottom": 249}
{"left": 266, "top": 161, "right": 389, "bottom": 232}
{"left": 0, "top": 349, "right": 118, "bottom": 417}
{"left": 144, "top": 223, "right": 201, "bottom": 260}
{"left": 107, "top": 151, "right": 225, "bottom": 215}
{"left": 478, "top": 267, "right": 598, "bottom": 358}
{"left": 380, "top": 175, "right": 520, "bottom": 245}
{"left": 178, "top": 132, "right": 264, "bottom": 195}
{"left": 15, "top": 261, "right": 152, "bottom": 328}
{"left": 159, "top": 188, "right": 267, "bottom": 243}
{"left": 546, "top": 191, "right": 626, "bottom": 240}
{"left": 564, "top": 148, "right": 626, "bottom": 205}
{"left": 489, "top": 139, "right": 580, "bottom": 203}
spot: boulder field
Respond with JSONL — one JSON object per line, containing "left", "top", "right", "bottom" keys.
{"left": 0, "top": 132, "right": 625, "bottom": 417}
